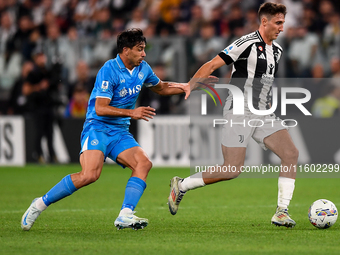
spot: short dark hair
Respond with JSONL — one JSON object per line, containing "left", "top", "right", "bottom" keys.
{"left": 117, "top": 28, "right": 146, "bottom": 53}
{"left": 258, "top": 2, "right": 287, "bottom": 21}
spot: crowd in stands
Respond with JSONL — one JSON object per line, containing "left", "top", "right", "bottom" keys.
{"left": 0, "top": 0, "right": 340, "bottom": 119}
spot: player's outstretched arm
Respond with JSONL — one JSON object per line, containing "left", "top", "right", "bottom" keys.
{"left": 169, "top": 75, "right": 219, "bottom": 100}
{"left": 151, "top": 75, "right": 218, "bottom": 99}
{"left": 148, "top": 81, "right": 188, "bottom": 96}
{"left": 169, "top": 55, "right": 225, "bottom": 99}
{"left": 95, "top": 98, "right": 155, "bottom": 121}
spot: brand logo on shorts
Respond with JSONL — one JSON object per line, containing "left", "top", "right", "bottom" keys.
{"left": 91, "top": 139, "right": 99, "bottom": 146}
{"left": 238, "top": 135, "right": 244, "bottom": 143}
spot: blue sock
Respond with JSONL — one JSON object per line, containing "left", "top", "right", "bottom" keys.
{"left": 42, "top": 175, "right": 78, "bottom": 206}
{"left": 121, "top": 177, "right": 147, "bottom": 211}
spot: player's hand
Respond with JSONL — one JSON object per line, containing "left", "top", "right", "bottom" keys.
{"left": 168, "top": 82, "right": 190, "bottom": 99}
{"left": 169, "top": 76, "right": 219, "bottom": 100}
{"left": 131, "top": 106, "right": 156, "bottom": 121}
{"left": 193, "top": 76, "right": 219, "bottom": 90}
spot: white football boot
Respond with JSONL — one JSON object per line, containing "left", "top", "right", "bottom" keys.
{"left": 114, "top": 212, "right": 148, "bottom": 230}
{"left": 168, "top": 176, "right": 186, "bottom": 215}
{"left": 21, "top": 198, "right": 42, "bottom": 231}
{"left": 271, "top": 207, "right": 296, "bottom": 228}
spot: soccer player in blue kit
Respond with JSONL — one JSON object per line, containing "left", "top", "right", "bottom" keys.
{"left": 21, "top": 28, "right": 191, "bottom": 231}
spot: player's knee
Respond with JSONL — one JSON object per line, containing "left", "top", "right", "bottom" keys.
{"left": 78, "top": 171, "right": 100, "bottom": 186}
{"left": 227, "top": 169, "right": 242, "bottom": 179}
{"left": 221, "top": 163, "right": 243, "bottom": 179}
{"left": 134, "top": 157, "right": 152, "bottom": 178}
{"left": 282, "top": 147, "right": 299, "bottom": 162}
{"left": 140, "top": 157, "right": 152, "bottom": 172}
{"left": 88, "top": 173, "right": 100, "bottom": 184}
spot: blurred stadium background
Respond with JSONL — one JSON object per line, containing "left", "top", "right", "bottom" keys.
{"left": 1, "top": 2, "right": 340, "bottom": 254}
{"left": 1, "top": 0, "right": 340, "bottom": 166}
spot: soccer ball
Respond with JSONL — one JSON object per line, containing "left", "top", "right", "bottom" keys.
{"left": 308, "top": 199, "right": 338, "bottom": 229}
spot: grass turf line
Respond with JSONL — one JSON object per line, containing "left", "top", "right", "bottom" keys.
{"left": 0, "top": 164, "right": 339, "bottom": 255}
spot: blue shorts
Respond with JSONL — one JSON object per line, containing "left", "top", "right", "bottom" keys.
{"left": 80, "top": 120, "right": 140, "bottom": 168}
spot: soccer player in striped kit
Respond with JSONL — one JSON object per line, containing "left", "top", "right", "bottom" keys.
{"left": 168, "top": 2, "right": 298, "bottom": 228}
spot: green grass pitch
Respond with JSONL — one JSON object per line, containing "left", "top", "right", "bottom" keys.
{"left": 0, "top": 164, "right": 339, "bottom": 255}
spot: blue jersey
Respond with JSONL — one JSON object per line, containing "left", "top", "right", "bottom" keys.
{"left": 85, "top": 54, "right": 160, "bottom": 127}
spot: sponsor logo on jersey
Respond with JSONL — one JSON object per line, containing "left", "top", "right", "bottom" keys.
{"left": 260, "top": 73, "right": 274, "bottom": 86}
{"left": 120, "top": 78, "right": 125, "bottom": 83}
{"left": 101, "top": 81, "right": 109, "bottom": 91}
{"left": 258, "top": 53, "right": 266, "bottom": 59}
{"left": 268, "top": 64, "right": 275, "bottom": 75}
{"left": 119, "top": 85, "right": 142, "bottom": 97}
{"left": 138, "top": 72, "right": 144, "bottom": 80}
{"left": 119, "top": 88, "right": 128, "bottom": 97}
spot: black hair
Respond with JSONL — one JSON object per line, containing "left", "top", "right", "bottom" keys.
{"left": 258, "top": 2, "right": 287, "bottom": 21}
{"left": 117, "top": 28, "right": 146, "bottom": 53}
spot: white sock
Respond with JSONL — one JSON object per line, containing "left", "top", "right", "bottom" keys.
{"left": 119, "top": 208, "right": 133, "bottom": 216}
{"left": 179, "top": 172, "right": 205, "bottom": 192}
{"left": 35, "top": 197, "right": 48, "bottom": 211}
{"left": 277, "top": 177, "right": 295, "bottom": 209}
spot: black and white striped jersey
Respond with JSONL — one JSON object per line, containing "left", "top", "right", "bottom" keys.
{"left": 218, "top": 30, "right": 283, "bottom": 111}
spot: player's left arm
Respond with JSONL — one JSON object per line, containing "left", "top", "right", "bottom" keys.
{"left": 143, "top": 62, "right": 187, "bottom": 96}
{"left": 95, "top": 97, "right": 155, "bottom": 121}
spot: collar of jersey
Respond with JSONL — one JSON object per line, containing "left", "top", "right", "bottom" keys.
{"left": 116, "top": 54, "right": 136, "bottom": 75}
{"left": 116, "top": 54, "right": 127, "bottom": 70}
{"left": 256, "top": 30, "right": 264, "bottom": 42}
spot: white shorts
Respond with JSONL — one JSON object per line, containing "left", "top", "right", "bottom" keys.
{"left": 221, "top": 111, "right": 288, "bottom": 150}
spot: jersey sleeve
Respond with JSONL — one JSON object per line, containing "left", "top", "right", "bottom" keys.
{"left": 218, "top": 38, "right": 250, "bottom": 65}
{"left": 143, "top": 62, "right": 160, "bottom": 88}
{"left": 94, "top": 62, "right": 117, "bottom": 99}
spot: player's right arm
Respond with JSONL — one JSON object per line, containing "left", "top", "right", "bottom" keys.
{"left": 95, "top": 97, "right": 156, "bottom": 121}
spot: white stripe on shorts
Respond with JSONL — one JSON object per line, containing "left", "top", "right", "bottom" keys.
{"left": 81, "top": 136, "right": 89, "bottom": 153}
